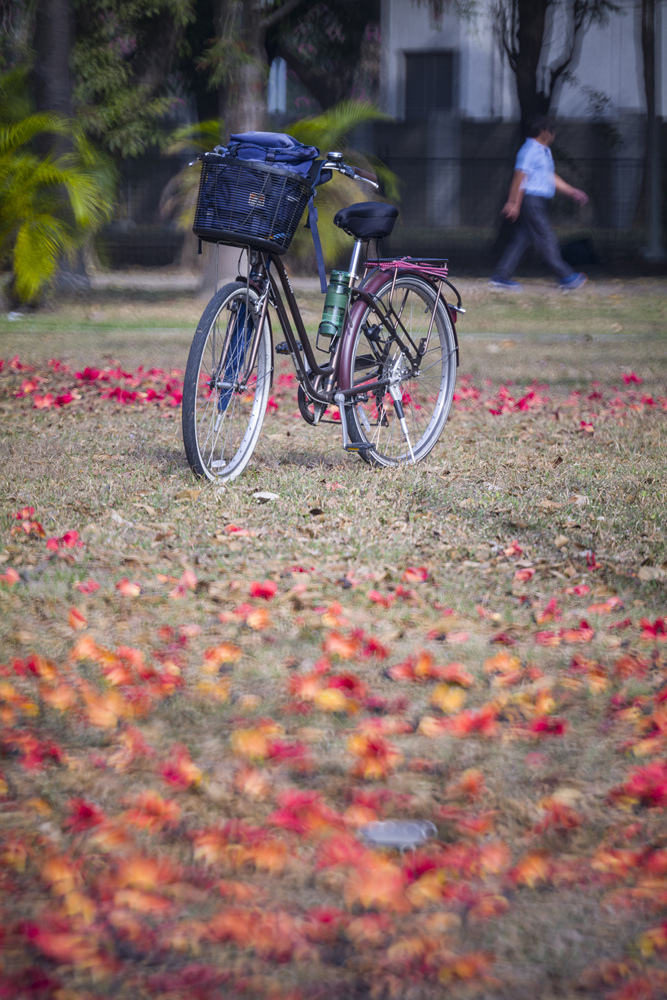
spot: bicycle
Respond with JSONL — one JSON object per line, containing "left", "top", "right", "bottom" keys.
{"left": 181, "top": 136, "right": 464, "bottom": 482}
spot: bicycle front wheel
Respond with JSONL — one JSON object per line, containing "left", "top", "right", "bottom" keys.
{"left": 343, "top": 274, "right": 457, "bottom": 466}
{"left": 182, "top": 281, "right": 272, "bottom": 481}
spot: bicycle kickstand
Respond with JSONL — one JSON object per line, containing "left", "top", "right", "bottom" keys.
{"left": 388, "top": 384, "right": 416, "bottom": 463}
{"left": 334, "top": 392, "right": 375, "bottom": 454}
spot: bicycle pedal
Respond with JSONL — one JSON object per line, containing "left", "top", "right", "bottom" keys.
{"left": 275, "top": 340, "right": 301, "bottom": 355}
{"left": 345, "top": 442, "right": 375, "bottom": 453}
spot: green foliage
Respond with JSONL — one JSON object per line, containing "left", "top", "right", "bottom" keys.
{"left": 287, "top": 100, "right": 399, "bottom": 269}
{"left": 159, "top": 119, "right": 225, "bottom": 230}
{"left": 0, "top": 66, "right": 32, "bottom": 122}
{"left": 72, "top": 0, "right": 195, "bottom": 157}
{"left": 0, "top": 109, "right": 116, "bottom": 303}
{"left": 0, "top": 0, "right": 37, "bottom": 70}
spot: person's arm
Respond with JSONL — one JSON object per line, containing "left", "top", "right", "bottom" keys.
{"left": 554, "top": 173, "right": 588, "bottom": 206}
{"left": 502, "top": 169, "right": 527, "bottom": 221}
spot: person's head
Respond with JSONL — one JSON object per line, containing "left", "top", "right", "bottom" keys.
{"left": 528, "top": 114, "right": 556, "bottom": 144}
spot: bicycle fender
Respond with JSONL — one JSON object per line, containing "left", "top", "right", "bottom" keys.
{"left": 234, "top": 276, "right": 276, "bottom": 390}
{"left": 339, "top": 270, "right": 460, "bottom": 389}
{"left": 338, "top": 270, "right": 388, "bottom": 391}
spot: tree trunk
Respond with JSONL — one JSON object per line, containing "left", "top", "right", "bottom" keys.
{"left": 32, "top": 0, "right": 90, "bottom": 296}
{"left": 513, "top": 0, "right": 549, "bottom": 132}
{"left": 641, "top": 0, "right": 665, "bottom": 260}
{"left": 216, "top": 0, "right": 267, "bottom": 135}
{"left": 33, "top": 0, "right": 73, "bottom": 122}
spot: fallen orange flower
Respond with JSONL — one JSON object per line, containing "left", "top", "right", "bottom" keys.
{"left": 169, "top": 569, "right": 197, "bottom": 598}
{"left": 535, "top": 597, "right": 562, "bottom": 624}
{"left": 121, "top": 790, "right": 182, "bottom": 831}
{"left": 23, "top": 922, "right": 107, "bottom": 969}
{"left": 588, "top": 596, "right": 624, "bottom": 615}
{"left": 347, "top": 731, "right": 403, "bottom": 779}
{"left": 159, "top": 743, "right": 203, "bottom": 789}
{"left": 82, "top": 686, "right": 130, "bottom": 729}
{"left": 431, "top": 683, "right": 467, "bottom": 714}
{"left": 313, "top": 686, "right": 349, "bottom": 713}
{"left": 203, "top": 642, "right": 242, "bottom": 669}
{"left": 345, "top": 912, "right": 393, "bottom": 946}
{"left": 448, "top": 705, "right": 499, "bottom": 738}
{"left": 439, "top": 662, "right": 475, "bottom": 687}
{"left": 323, "top": 631, "right": 361, "bottom": 659}
{"left": 269, "top": 788, "right": 342, "bottom": 835}
{"left": 402, "top": 566, "right": 429, "bottom": 583}
{"left": 368, "top": 588, "right": 396, "bottom": 607}
{"left": 479, "top": 841, "right": 512, "bottom": 875}
{"left": 106, "top": 725, "right": 156, "bottom": 771}
{"left": 484, "top": 651, "right": 522, "bottom": 677}
{"left": 233, "top": 764, "right": 271, "bottom": 799}
{"left": 345, "top": 857, "right": 412, "bottom": 912}
{"left": 560, "top": 620, "right": 595, "bottom": 644}
{"left": 509, "top": 851, "right": 551, "bottom": 888}
{"left": 230, "top": 721, "right": 282, "bottom": 761}
{"left": 439, "top": 950, "right": 496, "bottom": 984}
{"left": 445, "top": 768, "right": 487, "bottom": 802}
{"left": 112, "top": 887, "right": 173, "bottom": 914}
{"left": 232, "top": 603, "right": 272, "bottom": 630}
{"left": 41, "top": 854, "right": 82, "bottom": 896}
{"left": 68, "top": 606, "right": 87, "bottom": 630}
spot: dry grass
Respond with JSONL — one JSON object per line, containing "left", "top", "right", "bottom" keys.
{"left": 0, "top": 276, "right": 666, "bottom": 1000}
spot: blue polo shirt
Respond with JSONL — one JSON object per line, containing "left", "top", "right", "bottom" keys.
{"left": 515, "top": 138, "right": 556, "bottom": 198}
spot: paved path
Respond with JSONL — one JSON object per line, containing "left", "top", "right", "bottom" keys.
{"left": 90, "top": 268, "right": 667, "bottom": 298}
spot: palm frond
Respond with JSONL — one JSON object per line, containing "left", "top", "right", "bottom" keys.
{"left": 13, "top": 214, "right": 73, "bottom": 303}
{"left": 1, "top": 107, "right": 116, "bottom": 304}
{"left": 163, "top": 120, "right": 223, "bottom": 157}
{"left": 0, "top": 114, "right": 69, "bottom": 156}
{"left": 287, "top": 100, "right": 391, "bottom": 153}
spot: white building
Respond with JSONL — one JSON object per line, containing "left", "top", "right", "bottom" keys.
{"left": 373, "top": 0, "right": 664, "bottom": 246}
{"left": 380, "top": 0, "right": 663, "bottom": 123}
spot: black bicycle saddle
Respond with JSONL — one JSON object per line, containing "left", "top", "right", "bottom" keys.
{"left": 333, "top": 202, "right": 399, "bottom": 241}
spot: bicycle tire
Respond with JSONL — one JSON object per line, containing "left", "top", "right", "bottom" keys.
{"left": 341, "top": 274, "right": 457, "bottom": 467}
{"left": 182, "top": 281, "right": 271, "bottom": 481}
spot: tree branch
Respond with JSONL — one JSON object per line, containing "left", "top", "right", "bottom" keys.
{"left": 261, "top": 0, "right": 311, "bottom": 31}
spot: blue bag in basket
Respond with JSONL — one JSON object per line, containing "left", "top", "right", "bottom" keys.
{"left": 224, "top": 132, "right": 320, "bottom": 177}
{"left": 193, "top": 132, "right": 322, "bottom": 255}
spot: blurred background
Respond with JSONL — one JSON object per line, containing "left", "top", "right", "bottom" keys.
{"left": 1, "top": 0, "right": 665, "bottom": 305}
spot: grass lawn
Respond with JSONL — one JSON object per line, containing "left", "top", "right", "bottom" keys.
{"left": 0, "top": 274, "right": 666, "bottom": 1000}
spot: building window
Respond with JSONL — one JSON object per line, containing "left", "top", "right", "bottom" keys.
{"left": 268, "top": 57, "right": 287, "bottom": 115}
{"left": 404, "top": 51, "right": 454, "bottom": 119}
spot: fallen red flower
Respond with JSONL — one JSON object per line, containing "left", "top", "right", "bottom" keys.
{"left": 530, "top": 716, "right": 567, "bottom": 736}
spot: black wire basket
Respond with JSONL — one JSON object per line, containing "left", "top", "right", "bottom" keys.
{"left": 193, "top": 154, "right": 312, "bottom": 254}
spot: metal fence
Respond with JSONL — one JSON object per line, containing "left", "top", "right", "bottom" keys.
{"left": 380, "top": 154, "right": 665, "bottom": 274}
{"left": 384, "top": 155, "right": 654, "bottom": 230}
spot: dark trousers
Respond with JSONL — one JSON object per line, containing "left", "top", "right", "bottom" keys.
{"left": 494, "top": 194, "right": 572, "bottom": 281}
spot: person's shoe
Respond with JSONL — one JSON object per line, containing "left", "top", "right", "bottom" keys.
{"left": 489, "top": 277, "right": 522, "bottom": 291}
{"left": 559, "top": 272, "right": 588, "bottom": 289}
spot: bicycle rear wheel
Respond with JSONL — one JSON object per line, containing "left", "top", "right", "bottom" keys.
{"left": 342, "top": 274, "right": 457, "bottom": 466}
{"left": 182, "top": 281, "right": 271, "bottom": 481}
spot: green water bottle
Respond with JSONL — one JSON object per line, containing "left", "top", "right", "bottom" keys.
{"left": 318, "top": 270, "right": 350, "bottom": 340}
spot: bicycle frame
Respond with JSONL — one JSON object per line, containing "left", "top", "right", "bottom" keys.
{"left": 238, "top": 249, "right": 461, "bottom": 418}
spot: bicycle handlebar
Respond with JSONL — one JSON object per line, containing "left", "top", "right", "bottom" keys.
{"left": 323, "top": 159, "right": 379, "bottom": 190}
{"left": 352, "top": 166, "right": 378, "bottom": 186}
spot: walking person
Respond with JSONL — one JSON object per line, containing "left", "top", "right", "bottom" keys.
{"left": 490, "top": 115, "right": 589, "bottom": 291}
